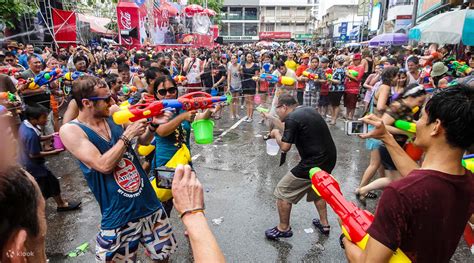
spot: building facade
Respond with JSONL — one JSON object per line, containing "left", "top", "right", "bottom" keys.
{"left": 220, "top": 0, "right": 260, "bottom": 43}
{"left": 219, "top": 0, "right": 320, "bottom": 42}
{"left": 315, "top": 4, "right": 363, "bottom": 47}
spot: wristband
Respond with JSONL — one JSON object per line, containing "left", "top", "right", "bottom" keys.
{"left": 119, "top": 135, "right": 131, "bottom": 148}
{"left": 179, "top": 208, "right": 205, "bottom": 219}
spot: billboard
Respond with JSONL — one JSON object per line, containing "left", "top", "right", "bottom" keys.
{"left": 258, "top": 31, "right": 291, "bottom": 40}
{"left": 369, "top": 2, "right": 382, "bottom": 32}
{"left": 417, "top": 0, "right": 445, "bottom": 19}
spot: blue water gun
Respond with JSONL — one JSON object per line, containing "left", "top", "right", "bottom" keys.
{"left": 28, "top": 68, "right": 64, "bottom": 89}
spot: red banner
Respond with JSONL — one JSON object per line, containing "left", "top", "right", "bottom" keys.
{"left": 259, "top": 32, "right": 291, "bottom": 40}
{"left": 52, "top": 8, "right": 77, "bottom": 47}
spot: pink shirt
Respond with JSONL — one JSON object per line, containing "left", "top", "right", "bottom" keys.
{"left": 344, "top": 65, "right": 365, "bottom": 94}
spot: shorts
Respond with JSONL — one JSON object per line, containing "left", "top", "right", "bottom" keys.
{"left": 242, "top": 87, "right": 256, "bottom": 95}
{"left": 230, "top": 86, "right": 242, "bottom": 93}
{"left": 365, "top": 138, "right": 382, "bottom": 151}
{"left": 379, "top": 145, "right": 397, "bottom": 170}
{"left": 344, "top": 93, "right": 358, "bottom": 110}
{"left": 318, "top": 95, "right": 329, "bottom": 107}
{"left": 274, "top": 172, "right": 320, "bottom": 204}
{"left": 35, "top": 170, "right": 61, "bottom": 199}
{"left": 328, "top": 92, "right": 343, "bottom": 106}
{"left": 96, "top": 209, "right": 177, "bottom": 262}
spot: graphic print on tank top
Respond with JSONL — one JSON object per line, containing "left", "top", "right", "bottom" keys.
{"left": 114, "top": 156, "right": 142, "bottom": 194}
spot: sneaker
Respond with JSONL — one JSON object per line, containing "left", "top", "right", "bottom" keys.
{"left": 246, "top": 118, "right": 253, "bottom": 122}
{"left": 265, "top": 226, "right": 293, "bottom": 240}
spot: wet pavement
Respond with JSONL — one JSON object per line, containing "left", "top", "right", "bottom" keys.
{"left": 44, "top": 107, "right": 474, "bottom": 262}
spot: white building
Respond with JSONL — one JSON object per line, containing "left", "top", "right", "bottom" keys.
{"left": 220, "top": 0, "right": 260, "bottom": 43}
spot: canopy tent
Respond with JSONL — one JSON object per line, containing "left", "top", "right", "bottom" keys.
{"left": 368, "top": 33, "right": 408, "bottom": 47}
{"left": 77, "top": 14, "right": 115, "bottom": 37}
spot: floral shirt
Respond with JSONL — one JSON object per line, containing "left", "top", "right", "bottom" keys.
{"left": 330, "top": 67, "right": 345, "bottom": 92}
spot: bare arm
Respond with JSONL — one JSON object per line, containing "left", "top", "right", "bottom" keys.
{"left": 363, "top": 75, "right": 374, "bottom": 90}
{"left": 60, "top": 120, "right": 146, "bottom": 174}
{"left": 63, "top": 99, "right": 79, "bottom": 124}
{"left": 156, "top": 111, "right": 195, "bottom": 137}
{"left": 270, "top": 129, "right": 291, "bottom": 152}
{"left": 360, "top": 114, "right": 419, "bottom": 177}
{"left": 376, "top": 85, "right": 390, "bottom": 114}
{"left": 343, "top": 236, "right": 393, "bottom": 263}
{"left": 172, "top": 165, "right": 225, "bottom": 262}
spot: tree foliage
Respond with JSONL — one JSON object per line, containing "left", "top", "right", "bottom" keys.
{"left": 0, "top": 0, "right": 37, "bottom": 29}
{"left": 187, "top": 0, "right": 224, "bottom": 25}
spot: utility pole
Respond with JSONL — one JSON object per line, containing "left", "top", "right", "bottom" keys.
{"left": 411, "top": 0, "right": 419, "bottom": 28}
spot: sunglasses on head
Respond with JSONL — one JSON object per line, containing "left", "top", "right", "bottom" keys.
{"left": 87, "top": 95, "right": 112, "bottom": 103}
{"left": 157, "top": 86, "right": 177, "bottom": 96}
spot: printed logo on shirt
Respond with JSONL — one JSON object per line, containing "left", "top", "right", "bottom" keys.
{"left": 114, "top": 158, "right": 142, "bottom": 193}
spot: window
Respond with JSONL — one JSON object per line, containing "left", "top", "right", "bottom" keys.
{"left": 265, "top": 24, "right": 275, "bottom": 31}
{"left": 307, "top": 0, "right": 312, "bottom": 3}
{"left": 220, "top": 7, "right": 227, "bottom": 20}
{"left": 230, "top": 23, "right": 243, "bottom": 36}
{"left": 281, "top": 7, "right": 290, "bottom": 10}
{"left": 281, "top": 7, "right": 290, "bottom": 16}
{"left": 297, "top": 7, "right": 306, "bottom": 10}
{"left": 266, "top": 7, "right": 275, "bottom": 11}
{"left": 244, "top": 23, "right": 258, "bottom": 36}
{"left": 220, "top": 23, "right": 229, "bottom": 36}
{"left": 296, "top": 23, "right": 306, "bottom": 32}
{"left": 228, "top": 7, "right": 243, "bottom": 20}
{"left": 244, "top": 8, "right": 258, "bottom": 20}
{"left": 281, "top": 23, "right": 290, "bottom": 31}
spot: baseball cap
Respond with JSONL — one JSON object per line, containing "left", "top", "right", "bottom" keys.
{"left": 353, "top": 53, "right": 362, "bottom": 60}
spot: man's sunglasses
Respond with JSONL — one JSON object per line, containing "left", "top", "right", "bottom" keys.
{"left": 87, "top": 95, "right": 112, "bottom": 103}
{"left": 157, "top": 87, "right": 177, "bottom": 96}
{"left": 5, "top": 59, "right": 14, "bottom": 62}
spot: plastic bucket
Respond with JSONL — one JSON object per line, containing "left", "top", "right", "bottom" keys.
{"left": 254, "top": 94, "right": 261, "bottom": 104}
{"left": 210, "top": 88, "right": 218, "bottom": 96}
{"left": 266, "top": 139, "right": 279, "bottom": 156}
{"left": 405, "top": 142, "right": 423, "bottom": 161}
{"left": 53, "top": 133, "right": 65, "bottom": 150}
{"left": 192, "top": 119, "right": 215, "bottom": 144}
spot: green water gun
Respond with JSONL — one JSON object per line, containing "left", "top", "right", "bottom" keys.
{"left": 394, "top": 120, "right": 416, "bottom": 133}
{"left": 462, "top": 154, "right": 474, "bottom": 173}
{"left": 256, "top": 105, "right": 269, "bottom": 113}
{"left": 347, "top": 69, "right": 359, "bottom": 78}
{"left": 67, "top": 242, "right": 89, "bottom": 258}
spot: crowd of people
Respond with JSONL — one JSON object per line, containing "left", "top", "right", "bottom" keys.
{"left": 0, "top": 39, "right": 474, "bottom": 262}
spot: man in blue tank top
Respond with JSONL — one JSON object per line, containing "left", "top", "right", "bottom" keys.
{"left": 59, "top": 76, "right": 176, "bottom": 262}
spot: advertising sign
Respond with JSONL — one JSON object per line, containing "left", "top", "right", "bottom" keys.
{"left": 259, "top": 31, "right": 291, "bottom": 40}
{"left": 417, "top": 0, "right": 445, "bottom": 19}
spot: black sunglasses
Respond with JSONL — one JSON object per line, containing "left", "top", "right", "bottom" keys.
{"left": 87, "top": 95, "right": 112, "bottom": 103}
{"left": 157, "top": 86, "right": 177, "bottom": 96}
{"left": 5, "top": 59, "right": 14, "bottom": 62}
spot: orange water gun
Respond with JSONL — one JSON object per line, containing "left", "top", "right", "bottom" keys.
{"left": 310, "top": 167, "right": 411, "bottom": 262}
{"left": 174, "top": 75, "right": 187, "bottom": 84}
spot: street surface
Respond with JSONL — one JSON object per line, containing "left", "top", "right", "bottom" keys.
{"left": 44, "top": 107, "right": 474, "bottom": 262}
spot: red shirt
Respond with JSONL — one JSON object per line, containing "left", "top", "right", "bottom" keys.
{"left": 296, "top": 64, "right": 309, "bottom": 90}
{"left": 344, "top": 65, "right": 364, "bottom": 94}
{"left": 368, "top": 169, "right": 474, "bottom": 262}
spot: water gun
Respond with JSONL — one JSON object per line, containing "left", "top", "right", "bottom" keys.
{"left": 121, "top": 85, "right": 137, "bottom": 96}
{"left": 394, "top": 120, "right": 416, "bottom": 133}
{"left": 309, "top": 167, "right": 411, "bottom": 262}
{"left": 259, "top": 73, "right": 295, "bottom": 86}
{"left": 63, "top": 71, "right": 84, "bottom": 81}
{"left": 174, "top": 75, "right": 187, "bottom": 83}
{"left": 0, "top": 92, "right": 16, "bottom": 102}
{"left": 256, "top": 105, "right": 269, "bottom": 113}
{"left": 113, "top": 91, "right": 231, "bottom": 125}
{"left": 451, "top": 61, "right": 472, "bottom": 75}
{"left": 0, "top": 67, "right": 21, "bottom": 76}
{"left": 302, "top": 71, "right": 318, "bottom": 80}
{"left": 325, "top": 68, "right": 333, "bottom": 80}
{"left": 0, "top": 105, "right": 7, "bottom": 114}
{"left": 28, "top": 68, "right": 64, "bottom": 89}
{"left": 462, "top": 154, "right": 474, "bottom": 173}
{"left": 347, "top": 69, "right": 359, "bottom": 78}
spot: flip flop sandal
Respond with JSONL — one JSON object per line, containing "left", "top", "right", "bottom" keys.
{"left": 265, "top": 226, "right": 293, "bottom": 240}
{"left": 313, "top": 219, "right": 330, "bottom": 235}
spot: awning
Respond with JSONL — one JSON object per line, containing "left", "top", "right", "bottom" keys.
{"left": 77, "top": 14, "right": 115, "bottom": 36}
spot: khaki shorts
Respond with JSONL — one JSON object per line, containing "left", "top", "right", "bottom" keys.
{"left": 274, "top": 172, "right": 320, "bottom": 204}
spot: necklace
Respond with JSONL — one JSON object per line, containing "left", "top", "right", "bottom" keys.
{"left": 77, "top": 118, "right": 111, "bottom": 142}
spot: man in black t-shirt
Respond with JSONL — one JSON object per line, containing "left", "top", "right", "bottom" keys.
{"left": 264, "top": 94, "right": 337, "bottom": 240}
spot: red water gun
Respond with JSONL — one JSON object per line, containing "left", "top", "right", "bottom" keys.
{"left": 0, "top": 67, "right": 21, "bottom": 76}
{"left": 309, "top": 167, "right": 411, "bottom": 262}
{"left": 302, "top": 71, "right": 318, "bottom": 80}
{"left": 113, "top": 91, "right": 231, "bottom": 124}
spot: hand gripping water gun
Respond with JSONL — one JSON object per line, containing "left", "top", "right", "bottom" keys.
{"left": 462, "top": 154, "right": 474, "bottom": 173}
{"left": 325, "top": 68, "right": 333, "bottom": 80}
{"left": 28, "top": 68, "right": 64, "bottom": 90}
{"left": 0, "top": 92, "right": 17, "bottom": 102}
{"left": 121, "top": 85, "right": 137, "bottom": 96}
{"left": 259, "top": 73, "right": 295, "bottom": 86}
{"left": 309, "top": 167, "right": 411, "bottom": 262}
{"left": 347, "top": 69, "right": 359, "bottom": 78}
{"left": 63, "top": 71, "right": 85, "bottom": 81}
{"left": 173, "top": 75, "right": 187, "bottom": 84}
{"left": 113, "top": 91, "right": 231, "bottom": 125}
{"left": 394, "top": 120, "right": 416, "bottom": 133}
{"left": 302, "top": 71, "right": 318, "bottom": 80}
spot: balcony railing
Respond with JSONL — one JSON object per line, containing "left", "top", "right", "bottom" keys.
{"left": 224, "top": 14, "right": 259, "bottom": 20}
